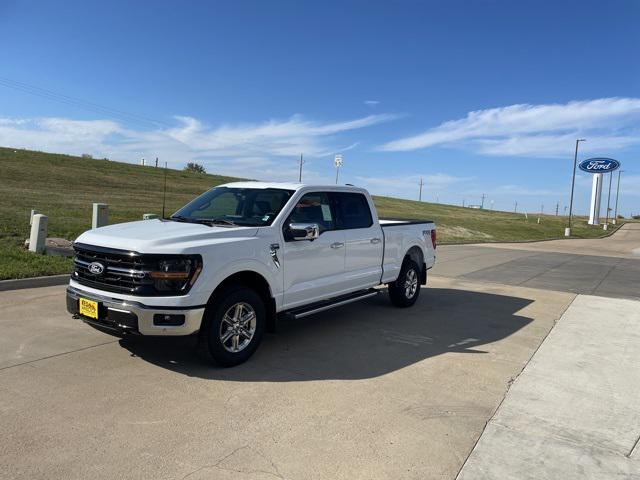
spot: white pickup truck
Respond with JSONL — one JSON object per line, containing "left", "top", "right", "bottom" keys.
{"left": 67, "top": 182, "right": 436, "bottom": 366}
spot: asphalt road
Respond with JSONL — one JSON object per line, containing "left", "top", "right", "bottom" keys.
{"left": 435, "top": 223, "right": 640, "bottom": 300}
{"left": 1, "top": 223, "right": 638, "bottom": 479}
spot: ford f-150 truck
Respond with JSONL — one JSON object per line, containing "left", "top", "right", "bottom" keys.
{"left": 67, "top": 182, "right": 436, "bottom": 366}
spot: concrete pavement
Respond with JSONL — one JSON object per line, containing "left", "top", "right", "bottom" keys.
{"left": 458, "top": 294, "right": 640, "bottom": 479}
{"left": 0, "top": 278, "right": 572, "bottom": 480}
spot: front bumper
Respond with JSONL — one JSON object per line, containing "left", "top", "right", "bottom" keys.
{"left": 66, "top": 286, "right": 205, "bottom": 336}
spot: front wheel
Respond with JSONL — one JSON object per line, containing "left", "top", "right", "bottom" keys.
{"left": 197, "top": 286, "right": 266, "bottom": 367}
{"left": 388, "top": 259, "right": 421, "bottom": 307}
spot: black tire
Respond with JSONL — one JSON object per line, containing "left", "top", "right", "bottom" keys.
{"left": 197, "top": 286, "right": 266, "bottom": 367}
{"left": 388, "top": 259, "right": 422, "bottom": 307}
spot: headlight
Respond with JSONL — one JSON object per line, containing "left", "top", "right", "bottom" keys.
{"left": 149, "top": 255, "right": 202, "bottom": 293}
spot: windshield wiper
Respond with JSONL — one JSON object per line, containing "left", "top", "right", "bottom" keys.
{"left": 204, "top": 218, "right": 238, "bottom": 227}
{"left": 184, "top": 218, "right": 239, "bottom": 227}
{"left": 169, "top": 216, "right": 239, "bottom": 227}
{"left": 169, "top": 215, "right": 193, "bottom": 223}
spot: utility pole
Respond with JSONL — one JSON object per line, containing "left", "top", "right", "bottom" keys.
{"left": 418, "top": 178, "right": 424, "bottom": 201}
{"left": 555, "top": 202, "right": 559, "bottom": 216}
{"left": 567, "top": 138, "right": 586, "bottom": 235}
{"left": 541, "top": 204, "right": 544, "bottom": 215}
{"left": 614, "top": 170, "right": 624, "bottom": 220}
{"left": 605, "top": 171, "right": 613, "bottom": 225}
{"left": 462, "top": 199, "right": 466, "bottom": 208}
{"left": 514, "top": 201, "right": 518, "bottom": 213}
{"left": 155, "top": 157, "right": 158, "bottom": 168}
{"left": 334, "top": 154, "right": 343, "bottom": 184}
{"left": 298, "top": 154, "right": 304, "bottom": 182}
{"left": 481, "top": 193, "right": 486, "bottom": 209}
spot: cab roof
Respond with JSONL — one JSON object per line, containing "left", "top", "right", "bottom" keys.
{"left": 219, "top": 181, "right": 367, "bottom": 192}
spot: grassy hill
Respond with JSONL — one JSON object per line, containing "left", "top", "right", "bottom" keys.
{"left": 0, "top": 147, "right": 617, "bottom": 279}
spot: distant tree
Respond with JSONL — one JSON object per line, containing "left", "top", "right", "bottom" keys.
{"left": 184, "top": 162, "right": 206, "bottom": 174}
{"left": 81, "top": 153, "right": 93, "bottom": 159}
{"left": 633, "top": 215, "right": 640, "bottom": 220}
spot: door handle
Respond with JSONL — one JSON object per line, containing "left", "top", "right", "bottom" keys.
{"left": 370, "top": 238, "right": 381, "bottom": 244}
{"left": 330, "top": 242, "right": 345, "bottom": 249}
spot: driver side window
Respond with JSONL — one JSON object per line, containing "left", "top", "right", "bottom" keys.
{"left": 286, "top": 192, "right": 335, "bottom": 233}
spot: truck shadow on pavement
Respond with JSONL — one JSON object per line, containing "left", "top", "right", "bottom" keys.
{"left": 119, "top": 287, "right": 534, "bottom": 381}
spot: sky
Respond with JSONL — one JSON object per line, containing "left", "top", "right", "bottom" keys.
{"left": 0, "top": 0, "right": 639, "bottom": 215}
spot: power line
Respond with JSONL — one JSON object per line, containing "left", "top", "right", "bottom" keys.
{"left": 0, "top": 75, "right": 272, "bottom": 153}
{"left": 0, "top": 76, "right": 167, "bottom": 128}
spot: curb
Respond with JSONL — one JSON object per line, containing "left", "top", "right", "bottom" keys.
{"left": 0, "top": 274, "right": 70, "bottom": 292}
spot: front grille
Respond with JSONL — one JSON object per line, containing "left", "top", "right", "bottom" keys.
{"left": 73, "top": 243, "right": 156, "bottom": 295}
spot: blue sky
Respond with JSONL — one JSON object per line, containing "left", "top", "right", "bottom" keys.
{"left": 1, "top": 0, "right": 639, "bottom": 214}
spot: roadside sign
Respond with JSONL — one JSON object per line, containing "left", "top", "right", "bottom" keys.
{"left": 578, "top": 158, "right": 620, "bottom": 174}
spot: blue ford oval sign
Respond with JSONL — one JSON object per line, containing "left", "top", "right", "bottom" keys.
{"left": 578, "top": 158, "right": 620, "bottom": 173}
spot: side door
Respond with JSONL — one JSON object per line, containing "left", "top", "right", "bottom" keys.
{"left": 332, "top": 192, "right": 383, "bottom": 290}
{"left": 280, "top": 191, "right": 348, "bottom": 309}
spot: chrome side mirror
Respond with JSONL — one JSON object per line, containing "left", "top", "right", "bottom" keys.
{"left": 288, "top": 223, "right": 320, "bottom": 241}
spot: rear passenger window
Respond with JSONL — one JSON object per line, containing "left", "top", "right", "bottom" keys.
{"left": 334, "top": 193, "right": 373, "bottom": 229}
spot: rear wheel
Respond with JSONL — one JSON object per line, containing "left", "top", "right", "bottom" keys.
{"left": 197, "top": 286, "right": 265, "bottom": 367}
{"left": 388, "top": 259, "right": 421, "bottom": 307}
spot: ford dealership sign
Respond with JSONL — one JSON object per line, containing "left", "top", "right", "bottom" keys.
{"left": 578, "top": 158, "right": 620, "bottom": 173}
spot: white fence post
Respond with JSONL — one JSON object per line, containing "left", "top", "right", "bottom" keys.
{"left": 92, "top": 203, "right": 109, "bottom": 229}
{"left": 29, "top": 214, "right": 48, "bottom": 253}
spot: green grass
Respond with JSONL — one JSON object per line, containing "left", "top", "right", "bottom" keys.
{"left": 372, "top": 196, "right": 614, "bottom": 244}
{"left": 0, "top": 146, "right": 619, "bottom": 280}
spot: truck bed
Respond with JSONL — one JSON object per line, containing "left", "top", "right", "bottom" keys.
{"left": 379, "top": 218, "right": 436, "bottom": 284}
{"left": 379, "top": 218, "right": 434, "bottom": 226}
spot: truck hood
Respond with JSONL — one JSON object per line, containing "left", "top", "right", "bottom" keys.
{"left": 74, "top": 219, "right": 259, "bottom": 253}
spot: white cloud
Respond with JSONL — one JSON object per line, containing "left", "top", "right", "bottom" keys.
{"left": 0, "top": 113, "right": 398, "bottom": 182}
{"left": 355, "top": 173, "right": 472, "bottom": 199}
{"left": 364, "top": 100, "right": 380, "bottom": 106}
{"left": 379, "top": 98, "right": 640, "bottom": 157}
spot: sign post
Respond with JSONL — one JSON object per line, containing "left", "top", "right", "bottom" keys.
{"left": 334, "top": 154, "right": 343, "bottom": 184}
{"left": 578, "top": 158, "right": 621, "bottom": 227}
{"left": 587, "top": 173, "right": 604, "bottom": 225}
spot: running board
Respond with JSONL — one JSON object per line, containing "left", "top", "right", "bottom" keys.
{"left": 283, "top": 289, "right": 379, "bottom": 320}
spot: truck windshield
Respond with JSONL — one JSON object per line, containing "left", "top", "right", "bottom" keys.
{"left": 171, "top": 187, "right": 294, "bottom": 227}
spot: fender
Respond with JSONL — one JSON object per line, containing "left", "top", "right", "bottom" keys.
{"left": 195, "top": 257, "right": 282, "bottom": 308}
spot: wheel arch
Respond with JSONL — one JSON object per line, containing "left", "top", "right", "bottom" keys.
{"left": 404, "top": 245, "right": 427, "bottom": 284}
{"left": 207, "top": 270, "right": 277, "bottom": 333}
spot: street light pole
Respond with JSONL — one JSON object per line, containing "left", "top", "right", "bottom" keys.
{"left": 298, "top": 154, "right": 304, "bottom": 182}
{"left": 614, "top": 170, "right": 624, "bottom": 221}
{"left": 605, "top": 171, "right": 613, "bottom": 227}
{"left": 566, "top": 138, "right": 586, "bottom": 236}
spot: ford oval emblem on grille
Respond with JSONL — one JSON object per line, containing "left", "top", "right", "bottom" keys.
{"left": 88, "top": 262, "right": 105, "bottom": 275}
